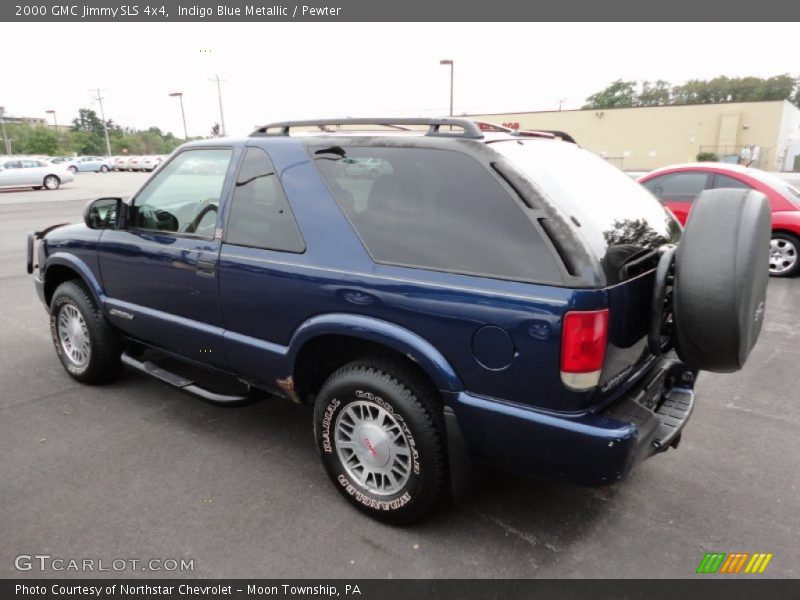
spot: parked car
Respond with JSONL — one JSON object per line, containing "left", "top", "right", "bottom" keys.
{"left": 0, "top": 158, "right": 74, "bottom": 190}
{"left": 640, "top": 163, "right": 800, "bottom": 277}
{"left": 129, "top": 156, "right": 149, "bottom": 171}
{"left": 114, "top": 156, "right": 131, "bottom": 172}
{"left": 49, "top": 157, "right": 80, "bottom": 172}
{"left": 74, "top": 156, "right": 113, "bottom": 173}
{"left": 139, "top": 155, "right": 166, "bottom": 172}
{"left": 28, "top": 118, "right": 770, "bottom": 524}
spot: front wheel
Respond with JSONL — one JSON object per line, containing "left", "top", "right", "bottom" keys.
{"left": 68, "top": 166, "right": 77, "bottom": 174}
{"left": 50, "top": 280, "right": 123, "bottom": 384}
{"left": 43, "top": 175, "right": 60, "bottom": 190}
{"left": 100, "top": 165, "right": 109, "bottom": 173}
{"left": 314, "top": 359, "right": 447, "bottom": 524}
{"left": 769, "top": 233, "right": 799, "bottom": 277}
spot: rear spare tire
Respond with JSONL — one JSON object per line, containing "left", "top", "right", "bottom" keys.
{"left": 672, "top": 188, "right": 771, "bottom": 372}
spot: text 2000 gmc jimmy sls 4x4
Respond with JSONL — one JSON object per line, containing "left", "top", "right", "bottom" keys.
{"left": 28, "top": 119, "right": 771, "bottom": 523}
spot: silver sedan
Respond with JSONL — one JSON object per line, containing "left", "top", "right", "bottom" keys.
{"left": 0, "top": 159, "right": 74, "bottom": 190}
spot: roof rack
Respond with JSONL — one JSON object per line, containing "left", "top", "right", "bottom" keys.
{"left": 517, "top": 129, "right": 577, "bottom": 144}
{"left": 250, "top": 118, "right": 485, "bottom": 140}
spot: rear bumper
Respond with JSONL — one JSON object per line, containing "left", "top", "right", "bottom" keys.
{"left": 443, "top": 356, "right": 696, "bottom": 487}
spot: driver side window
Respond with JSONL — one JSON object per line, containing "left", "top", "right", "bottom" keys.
{"left": 132, "top": 148, "right": 232, "bottom": 237}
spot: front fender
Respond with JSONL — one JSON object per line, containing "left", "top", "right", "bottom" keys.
{"left": 288, "top": 313, "right": 463, "bottom": 392}
{"left": 44, "top": 252, "right": 106, "bottom": 306}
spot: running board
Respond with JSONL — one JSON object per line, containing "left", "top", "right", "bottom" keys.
{"left": 120, "top": 351, "right": 252, "bottom": 405}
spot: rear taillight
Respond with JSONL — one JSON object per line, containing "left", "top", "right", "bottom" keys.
{"left": 560, "top": 309, "right": 609, "bottom": 390}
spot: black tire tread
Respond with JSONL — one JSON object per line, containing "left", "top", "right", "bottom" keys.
{"left": 317, "top": 357, "right": 448, "bottom": 524}
{"left": 50, "top": 280, "right": 123, "bottom": 384}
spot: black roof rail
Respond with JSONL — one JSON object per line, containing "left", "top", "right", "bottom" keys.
{"left": 250, "top": 118, "right": 485, "bottom": 140}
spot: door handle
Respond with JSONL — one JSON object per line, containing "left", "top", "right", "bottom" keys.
{"left": 196, "top": 259, "right": 216, "bottom": 277}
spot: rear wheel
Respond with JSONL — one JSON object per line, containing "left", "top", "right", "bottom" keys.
{"left": 313, "top": 358, "right": 447, "bottom": 524}
{"left": 49, "top": 280, "right": 123, "bottom": 384}
{"left": 100, "top": 164, "right": 109, "bottom": 173}
{"left": 768, "top": 232, "right": 799, "bottom": 277}
{"left": 68, "top": 166, "right": 77, "bottom": 174}
{"left": 43, "top": 175, "right": 60, "bottom": 190}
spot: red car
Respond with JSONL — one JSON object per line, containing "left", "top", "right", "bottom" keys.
{"left": 640, "top": 163, "right": 800, "bottom": 277}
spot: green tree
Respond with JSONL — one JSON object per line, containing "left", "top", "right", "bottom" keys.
{"left": 582, "top": 80, "right": 638, "bottom": 109}
{"left": 25, "top": 127, "right": 58, "bottom": 154}
{"left": 639, "top": 80, "right": 672, "bottom": 107}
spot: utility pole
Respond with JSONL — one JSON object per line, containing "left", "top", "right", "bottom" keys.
{"left": 91, "top": 88, "right": 113, "bottom": 157}
{"left": 210, "top": 75, "right": 226, "bottom": 136}
{"left": 0, "top": 106, "right": 10, "bottom": 155}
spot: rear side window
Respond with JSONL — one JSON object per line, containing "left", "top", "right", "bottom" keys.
{"left": 313, "top": 146, "right": 561, "bottom": 283}
{"left": 644, "top": 172, "right": 710, "bottom": 202}
{"left": 225, "top": 147, "right": 305, "bottom": 253}
{"left": 713, "top": 174, "right": 751, "bottom": 190}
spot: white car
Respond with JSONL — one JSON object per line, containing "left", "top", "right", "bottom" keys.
{"left": 0, "top": 159, "right": 74, "bottom": 190}
{"left": 114, "top": 156, "right": 130, "bottom": 171}
{"left": 139, "top": 155, "right": 166, "bottom": 172}
{"left": 127, "top": 156, "right": 145, "bottom": 171}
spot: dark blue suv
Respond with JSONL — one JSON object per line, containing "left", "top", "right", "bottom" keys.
{"left": 28, "top": 118, "right": 771, "bottom": 523}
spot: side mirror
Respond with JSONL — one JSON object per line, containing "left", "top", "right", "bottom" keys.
{"left": 83, "top": 197, "right": 127, "bottom": 230}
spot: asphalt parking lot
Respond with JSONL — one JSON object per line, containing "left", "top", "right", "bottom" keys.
{"left": 1, "top": 173, "right": 799, "bottom": 578}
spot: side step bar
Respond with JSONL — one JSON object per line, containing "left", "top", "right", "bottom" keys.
{"left": 120, "top": 351, "right": 252, "bottom": 405}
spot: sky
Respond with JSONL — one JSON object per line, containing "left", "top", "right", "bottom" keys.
{"left": 2, "top": 22, "right": 799, "bottom": 139}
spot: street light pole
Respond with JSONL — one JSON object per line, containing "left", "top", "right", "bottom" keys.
{"left": 169, "top": 92, "right": 188, "bottom": 139}
{"left": 210, "top": 75, "right": 226, "bottom": 136}
{"left": 0, "top": 106, "right": 10, "bottom": 155}
{"left": 439, "top": 59, "right": 454, "bottom": 117}
{"left": 91, "top": 88, "right": 113, "bottom": 157}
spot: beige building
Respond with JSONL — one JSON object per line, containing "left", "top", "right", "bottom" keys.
{"left": 469, "top": 100, "right": 800, "bottom": 172}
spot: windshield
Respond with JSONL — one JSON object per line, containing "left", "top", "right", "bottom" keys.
{"left": 491, "top": 139, "right": 682, "bottom": 282}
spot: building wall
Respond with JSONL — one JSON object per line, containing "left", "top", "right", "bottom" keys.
{"left": 469, "top": 101, "right": 796, "bottom": 171}
{"left": 777, "top": 101, "right": 800, "bottom": 171}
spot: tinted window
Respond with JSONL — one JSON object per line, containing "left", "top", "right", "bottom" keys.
{"left": 225, "top": 147, "right": 305, "bottom": 253}
{"left": 714, "top": 174, "right": 751, "bottom": 190}
{"left": 133, "top": 148, "right": 231, "bottom": 237}
{"left": 492, "top": 140, "right": 682, "bottom": 283}
{"left": 644, "top": 172, "right": 709, "bottom": 202}
{"left": 314, "top": 146, "right": 561, "bottom": 283}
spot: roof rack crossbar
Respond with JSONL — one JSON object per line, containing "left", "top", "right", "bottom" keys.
{"left": 250, "top": 118, "right": 485, "bottom": 140}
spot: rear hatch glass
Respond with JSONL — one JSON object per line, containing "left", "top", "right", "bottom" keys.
{"left": 491, "top": 139, "right": 682, "bottom": 285}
